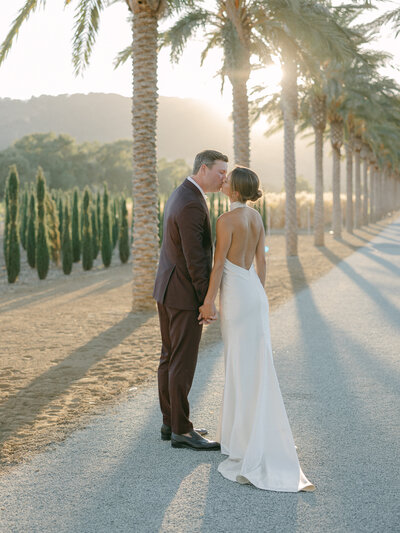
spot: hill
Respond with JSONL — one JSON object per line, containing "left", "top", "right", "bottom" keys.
{"left": 0, "top": 93, "right": 330, "bottom": 191}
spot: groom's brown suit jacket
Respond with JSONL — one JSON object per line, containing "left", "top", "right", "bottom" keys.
{"left": 153, "top": 178, "right": 213, "bottom": 309}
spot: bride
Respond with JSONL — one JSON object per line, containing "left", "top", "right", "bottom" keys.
{"left": 199, "top": 166, "right": 315, "bottom": 493}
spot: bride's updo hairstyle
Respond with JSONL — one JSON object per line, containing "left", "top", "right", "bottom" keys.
{"left": 231, "top": 166, "right": 262, "bottom": 202}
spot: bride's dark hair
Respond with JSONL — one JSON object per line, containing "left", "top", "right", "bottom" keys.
{"left": 230, "top": 166, "right": 262, "bottom": 202}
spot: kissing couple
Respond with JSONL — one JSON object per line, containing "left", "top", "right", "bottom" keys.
{"left": 153, "top": 150, "right": 315, "bottom": 492}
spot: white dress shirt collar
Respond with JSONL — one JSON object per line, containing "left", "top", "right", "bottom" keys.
{"left": 187, "top": 176, "right": 207, "bottom": 201}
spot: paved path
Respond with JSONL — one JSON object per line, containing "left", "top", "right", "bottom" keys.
{"left": 1, "top": 220, "right": 400, "bottom": 533}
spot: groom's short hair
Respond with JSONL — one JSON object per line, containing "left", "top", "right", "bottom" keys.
{"left": 193, "top": 150, "right": 228, "bottom": 175}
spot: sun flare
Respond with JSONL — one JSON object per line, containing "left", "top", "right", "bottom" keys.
{"left": 249, "top": 63, "right": 283, "bottom": 93}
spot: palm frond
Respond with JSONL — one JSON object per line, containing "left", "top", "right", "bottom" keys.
{"left": 160, "top": 9, "right": 211, "bottom": 63}
{"left": 200, "top": 32, "right": 222, "bottom": 66}
{"left": 0, "top": 0, "right": 46, "bottom": 66}
{"left": 370, "top": 6, "right": 400, "bottom": 37}
{"left": 114, "top": 44, "right": 132, "bottom": 69}
{"left": 72, "top": 0, "right": 106, "bottom": 75}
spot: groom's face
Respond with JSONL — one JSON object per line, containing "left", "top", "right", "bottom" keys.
{"left": 202, "top": 160, "right": 228, "bottom": 192}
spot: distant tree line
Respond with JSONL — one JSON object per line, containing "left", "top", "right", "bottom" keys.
{"left": 0, "top": 133, "right": 191, "bottom": 199}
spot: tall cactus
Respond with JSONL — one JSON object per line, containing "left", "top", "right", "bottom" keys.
{"left": 119, "top": 197, "right": 130, "bottom": 264}
{"left": 82, "top": 187, "right": 93, "bottom": 271}
{"left": 158, "top": 197, "right": 164, "bottom": 247}
{"left": 3, "top": 185, "right": 9, "bottom": 266}
{"left": 57, "top": 195, "right": 64, "bottom": 239}
{"left": 72, "top": 187, "right": 81, "bottom": 262}
{"left": 27, "top": 192, "right": 36, "bottom": 268}
{"left": 20, "top": 186, "right": 28, "bottom": 250}
{"left": 62, "top": 200, "right": 73, "bottom": 275}
{"left": 45, "top": 193, "right": 61, "bottom": 265}
{"left": 112, "top": 197, "right": 120, "bottom": 250}
{"left": 101, "top": 183, "right": 112, "bottom": 268}
{"left": 209, "top": 193, "right": 217, "bottom": 241}
{"left": 262, "top": 195, "right": 267, "bottom": 232}
{"left": 36, "top": 167, "right": 50, "bottom": 280}
{"left": 217, "top": 193, "right": 223, "bottom": 217}
{"left": 6, "top": 165, "right": 20, "bottom": 283}
{"left": 91, "top": 203, "right": 99, "bottom": 260}
{"left": 96, "top": 191, "right": 101, "bottom": 245}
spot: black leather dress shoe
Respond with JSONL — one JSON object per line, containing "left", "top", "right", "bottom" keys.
{"left": 161, "top": 424, "right": 208, "bottom": 441}
{"left": 171, "top": 430, "right": 220, "bottom": 450}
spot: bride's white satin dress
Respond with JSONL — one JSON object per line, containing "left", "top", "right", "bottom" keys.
{"left": 217, "top": 258, "right": 315, "bottom": 492}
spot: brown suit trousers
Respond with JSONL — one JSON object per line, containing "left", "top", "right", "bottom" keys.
{"left": 153, "top": 179, "right": 212, "bottom": 434}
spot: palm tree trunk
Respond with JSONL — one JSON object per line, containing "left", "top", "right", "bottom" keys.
{"left": 361, "top": 144, "right": 369, "bottom": 225}
{"left": 381, "top": 167, "right": 387, "bottom": 218}
{"left": 131, "top": 5, "right": 160, "bottom": 309}
{"left": 369, "top": 162, "right": 375, "bottom": 223}
{"left": 313, "top": 126, "right": 324, "bottom": 246}
{"left": 281, "top": 53, "right": 298, "bottom": 256}
{"left": 354, "top": 142, "right": 361, "bottom": 228}
{"left": 377, "top": 168, "right": 382, "bottom": 220}
{"left": 330, "top": 120, "right": 343, "bottom": 239}
{"left": 231, "top": 77, "right": 250, "bottom": 167}
{"left": 311, "top": 93, "right": 326, "bottom": 247}
{"left": 345, "top": 141, "right": 353, "bottom": 234}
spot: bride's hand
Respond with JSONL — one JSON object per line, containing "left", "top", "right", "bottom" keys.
{"left": 198, "top": 302, "right": 217, "bottom": 324}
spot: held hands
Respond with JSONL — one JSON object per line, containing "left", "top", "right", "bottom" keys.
{"left": 198, "top": 301, "right": 217, "bottom": 325}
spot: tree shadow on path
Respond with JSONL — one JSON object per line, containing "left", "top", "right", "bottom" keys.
{"left": 284, "top": 255, "right": 399, "bottom": 531}
{"left": 0, "top": 312, "right": 151, "bottom": 452}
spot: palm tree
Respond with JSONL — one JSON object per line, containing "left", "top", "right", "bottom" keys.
{"left": 251, "top": 1, "right": 361, "bottom": 254}
{"left": 329, "top": 102, "right": 344, "bottom": 238}
{"left": 160, "top": 3, "right": 270, "bottom": 167}
{"left": 0, "top": 0, "right": 191, "bottom": 309}
{"left": 356, "top": 76, "right": 400, "bottom": 222}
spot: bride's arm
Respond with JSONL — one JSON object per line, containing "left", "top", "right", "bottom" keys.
{"left": 199, "top": 216, "right": 232, "bottom": 321}
{"left": 255, "top": 219, "right": 266, "bottom": 286}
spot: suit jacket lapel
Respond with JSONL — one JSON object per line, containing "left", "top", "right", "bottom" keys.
{"left": 183, "top": 179, "right": 213, "bottom": 249}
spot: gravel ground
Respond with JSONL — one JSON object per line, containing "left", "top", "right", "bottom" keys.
{"left": 0, "top": 219, "right": 399, "bottom": 533}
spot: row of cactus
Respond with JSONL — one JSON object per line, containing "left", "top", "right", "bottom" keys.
{"left": 3, "top": 165, "right": 131, "bottom": 283}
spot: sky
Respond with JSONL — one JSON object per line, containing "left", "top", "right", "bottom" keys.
{"left": 0, "top": 0, "right": 399, "bottom": 120}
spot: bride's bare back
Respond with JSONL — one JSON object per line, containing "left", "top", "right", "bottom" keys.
{"left": 199, "top": 166, "right": 266, "bottom": 323}
{"left": 223, "top": 206, "right": 263, "bottom": 271}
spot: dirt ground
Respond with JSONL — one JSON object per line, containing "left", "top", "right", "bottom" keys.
{"left": 0, "top": 216, "right": 397, "bottom": 470}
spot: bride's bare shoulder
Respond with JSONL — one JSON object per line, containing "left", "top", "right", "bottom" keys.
{"left": 216, "top": 211, "right": 235, "bottom": 231}
{"left": 217, "top": 211, "right": 233, "bottom": 222}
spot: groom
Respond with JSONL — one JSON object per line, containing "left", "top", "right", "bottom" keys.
{"left": 153, "top": 149, "right": 228, "bottom": 450}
